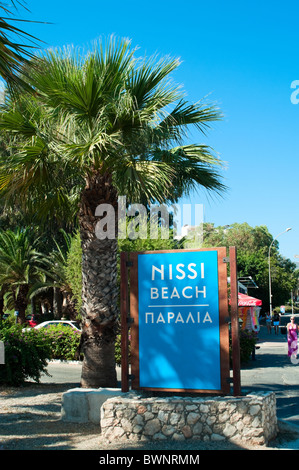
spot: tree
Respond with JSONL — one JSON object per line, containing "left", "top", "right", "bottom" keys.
{"left": 202, "top": 222, "right": 298, "bottom": 310}
{"left": 0, "top": 37, "right": 226, "bottom": 387}
{"left": 0, "top": 228, "right": 46, "bottom": 323}
{"left": 39, "top": 230, "right": 76, "bottom": 319}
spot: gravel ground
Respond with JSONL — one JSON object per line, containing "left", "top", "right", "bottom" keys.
{"left": 1, "top": 383, "right": 299, "bottom": 451}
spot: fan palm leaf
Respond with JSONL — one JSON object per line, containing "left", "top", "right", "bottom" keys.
{"left": 0, "top": 1, "right": 43, "bottom": 89}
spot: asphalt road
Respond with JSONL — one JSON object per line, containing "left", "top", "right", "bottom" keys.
{"left": 40, "top": 315, "right": 299, "bottom": 426}
{"left": 241, "top": 315, "right": 299, "bottom": 426}
{"left": 41, "top": 361, "right": 83, "bottom": 387}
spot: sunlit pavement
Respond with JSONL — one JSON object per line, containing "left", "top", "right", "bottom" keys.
{"left": 241, "top": 317, "right": 299, "bottom": 427}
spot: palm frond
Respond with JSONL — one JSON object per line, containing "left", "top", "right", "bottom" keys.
{"left": 0, "top": 1, "right": 43, "bottom": 89}
{"left": 0, "top": 36, "right": 227, "bottom": 218}
{"left": 0, "top": 228, "right": 44, "bottom": 287}
{"left": 151, "top": 144, "right": 227, "bottom": 202}
{"left": 114, "top": 158, "right": 176, "bottom": 204}
{"left": 125, "top": 55, "right": 181, "bottom": 118}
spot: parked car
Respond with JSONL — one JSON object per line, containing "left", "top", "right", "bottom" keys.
{"left": 33, "top": 320, "right": 81, "bottom": 331}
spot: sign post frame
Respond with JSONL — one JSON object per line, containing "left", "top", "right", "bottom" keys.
{"left": 229, "top": 246, "right": 241, "bottom": 396}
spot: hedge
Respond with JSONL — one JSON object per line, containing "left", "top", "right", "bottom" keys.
{"left": 40, "top": 324, "right": 81, "bottom": 361}
{"left": 0, "top": 322, "right": 81, "bottom": 386}
{"left": 0, "top": 323, "right": 51, "bottom": 386}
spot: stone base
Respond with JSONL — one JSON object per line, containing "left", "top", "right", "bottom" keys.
{"left": 101, "top": 391, "right": 277, "bottom": 445}
{"left": 61, "top": 388, "right": 121, "bottom": 424}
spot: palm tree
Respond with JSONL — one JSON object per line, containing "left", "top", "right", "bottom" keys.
{"left": 0, "top": 1, "right": 42, "bottom": 89}
{"left": 38, "top": 230, "right": 79, "bottom": 319}
{"left": 0, "top": 37, "right": 226, "bottom": 387}
{"left": 0, "top": 228, "right": 46, "bottom": 323}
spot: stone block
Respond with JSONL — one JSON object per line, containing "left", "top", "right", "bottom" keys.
{"left": 61, "top": 387, "right": 121, "bottom": 424}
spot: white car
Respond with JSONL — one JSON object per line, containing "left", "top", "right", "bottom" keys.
{"left": 34, "top": 320, "right": 81, "bottom": 332}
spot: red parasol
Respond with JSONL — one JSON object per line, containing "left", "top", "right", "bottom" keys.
{"left": 237, "top": 293, "right": 262, "bottom": 307}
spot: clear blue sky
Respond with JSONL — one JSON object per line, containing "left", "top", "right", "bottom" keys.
{"left": 16, "top": 0, "right": 299, "bottom": 262}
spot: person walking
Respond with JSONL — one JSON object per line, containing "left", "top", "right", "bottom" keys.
{"left": 266, "top": 312, "right": 272, "bottom": 334}
{"left": 273, "top": 311, "right": 280, "bottom": 335}
{"left": 287, "top": 316, "right": 298, "bottom": 360}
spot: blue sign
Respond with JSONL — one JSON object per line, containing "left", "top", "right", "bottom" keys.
{"left": 137, "top": 250, "right": 221, "bottom": 390}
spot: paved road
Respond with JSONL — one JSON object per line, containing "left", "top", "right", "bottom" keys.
{"left": 41, "top": 361, "right": 83, "bottom": 387}
{"left": 241, "top": 316, "right": 299, "bottom": 426}
{"left": 41, "top": 315, "right": 299, "bottom": 426}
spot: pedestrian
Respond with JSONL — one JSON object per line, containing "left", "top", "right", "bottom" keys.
{"left": 287, "top": 316, "right": 298, "bottom": 360}
{"left": 272, "top": 311, "right": 280, "bottom": 335}
{"left": 266, "top": 311, "right": 272, "bottom": 334}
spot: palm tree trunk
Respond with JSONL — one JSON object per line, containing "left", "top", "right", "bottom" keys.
{"left": 79, "top": 171, "right": 119, "bottom": 388}
{"left": 53, "top": 287, "right": 62, "bottom": 319}
{"left": 15, "top": 285, "right": 29, "bottom": 324}
{"left": 0, "top": 293, "right": 4, "bottom": 320}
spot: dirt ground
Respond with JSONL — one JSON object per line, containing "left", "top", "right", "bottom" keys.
{"left": 1, "top": 383, "right": 299, "bottom": 451}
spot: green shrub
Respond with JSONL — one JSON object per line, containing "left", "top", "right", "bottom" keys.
{"left": 229, "top": 328, "right": 257, "bottom": 364}
{"left": 115, "top": 332, "right": 131, "bottom": 366}
{"left": 0, "top": 323, "right": 51, "bottom": 386}
{"left": 65, "top": 231, "right": 82, "bottom": 314}
{"left": 273, "top": 305, "right": 299, "bottom": 314}
{"left": 115, "top": 334, "right": 121, "bottom": 365}
{"left": 41, "top": 324, "right": 81, "bottom": 360}
{"left": 239, "top": 329, "right": 257, "bottom": 362}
